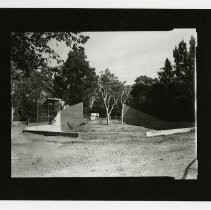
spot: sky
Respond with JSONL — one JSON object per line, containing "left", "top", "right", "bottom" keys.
{"left": 49, "top": 29, "right": 197, "bottom": 85}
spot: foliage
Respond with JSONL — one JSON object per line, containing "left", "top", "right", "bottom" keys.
{"left": 11, "top": 32, "right": 89, "bottom": 78}
{"left": 98, "top": 69, "right": 125, "bottom": 124}
{"left": 53, "top": 46, "right": 98, "bottom": 111}
{"left": 158, "top": 58, "right": 174, "bottom": 85}
{"left": 12, "top": 66, "right": 53, "bottom": 118}
{"left": 120, "top": 85, "right": 131, "bottom": 105}
{"left": 11, "top": 32, "right": 89, "bottom": 120}
{"left": 130, "top": 76, "right": 158, "bottom": 110}
{"left": 130, "top": 36, "right": 196, "bottom": 121}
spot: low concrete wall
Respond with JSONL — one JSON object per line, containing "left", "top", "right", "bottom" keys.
{"left": 24, "top": 124, "right": 61, "bottom": 132}
{"left": 146, "top": 127, "right": 195, "bottom": 137}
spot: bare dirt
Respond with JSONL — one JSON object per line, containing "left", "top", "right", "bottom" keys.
{"left": 11, "top": 122, "right": 197, "bottom": 179}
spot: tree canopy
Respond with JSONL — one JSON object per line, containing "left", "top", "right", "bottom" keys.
{"left": 158, "top": 58, "right": 174, "bottom": 85}
{"left": 11, "top": 32, "right": 89, "bottom": 78}
{"left": 11, "top": 32, "right": 90, "bottom": 121}
{"left": 53, "top": 46, "right": 98, "bottom": 111}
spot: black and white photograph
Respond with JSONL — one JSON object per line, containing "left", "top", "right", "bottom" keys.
{"left": 11, "top": 29, "right": 197, "bottom": 179}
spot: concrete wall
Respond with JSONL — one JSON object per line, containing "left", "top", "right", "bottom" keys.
{"left": 60, "top": 102, "right": 83, "bottom": 131}
{"left": 123, "top": 104, "right": 194, "bottom": 130}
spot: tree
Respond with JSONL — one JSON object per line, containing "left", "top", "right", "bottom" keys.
{"left": 188, "top": 36, "right": 196, "bottom": 73}
{"left": 130, "top": 76, "right": 155, "bottom": 107}
{"left": 53, "top": 46, "right": 98, "bottom": 111}
{"left": 11, "top": 61, "right": 28, "bottom": 123}
{"left": 158, "top": 58, "right": 174, "bottom": 85}
{"left": 99, "top": 69, "right": 124, "bottom": 125}
{"left": 11, "top": 67, "right": 53, "bottom": 123}
{"left": 25, "top": 70, "right": 54, "bottom": 121}
{"left": 172, "top": 38, "right": 196, "bottom": 120}
{"left": 11, "top": 32, "right": 89, "bottom": 78}
{"left": 186, "top": 36, "right": 196, "bottom": 91}
{"left": 173, "top": 40, "right": 189, "bottom": 80}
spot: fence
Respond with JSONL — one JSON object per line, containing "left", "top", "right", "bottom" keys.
{"left": 27, "top": 116, "right": 56, "bottom": 125}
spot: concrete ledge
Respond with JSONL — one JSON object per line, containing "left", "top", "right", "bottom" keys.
{"left": 24, "top": 124, "right": 61, "bottom": 132}
{"left": 146, "top": 127, "right": 195, "bottom": 137}
{"left": 23, "top": 129, "right": 78, "bottom": 137}
{"left": 23, "top": 125, "right": 78, "bottom": 137}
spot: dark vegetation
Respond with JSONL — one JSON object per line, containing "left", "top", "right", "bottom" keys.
{"left": 129, "top": 36, "right": 196, "bottom": 121}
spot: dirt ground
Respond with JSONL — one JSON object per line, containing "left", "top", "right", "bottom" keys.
{"left": 11, "top": 122, "right": 197, "bottom": 179}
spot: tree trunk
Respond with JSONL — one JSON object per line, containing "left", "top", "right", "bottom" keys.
{"left": 106, "top": 113, "right": 110, "bottom": 125}
{"left": 121, "top": 104, "right": 124, "bottom": 125}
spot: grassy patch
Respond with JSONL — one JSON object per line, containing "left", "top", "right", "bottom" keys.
{"left": 73, "top": 120, "right": 151, "bottom": 133}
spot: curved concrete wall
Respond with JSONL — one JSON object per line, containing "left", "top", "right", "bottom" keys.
{"left": 60, "top": 102, "right": 83, "bottom": 131}
{"left": 123, "top": 104, "right": 194, "bottom": 130}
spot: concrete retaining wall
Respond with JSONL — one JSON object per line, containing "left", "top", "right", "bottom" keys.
{"left": 60, "top": 102, "right": 83, "bottom": 131}
{"left": 123, "top": 104, "right": 194, "bottom": 130}
{"left": 23, "top": 102, "right": 84, "bottom": 134}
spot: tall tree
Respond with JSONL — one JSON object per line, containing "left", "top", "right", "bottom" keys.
{"left": 158, "top": 58, "right": 174, "bottom": 85}
{"left": 53, "top": 46, "right": 98, "bottom": 110}
{"left": 186, "top": 36, "right": 196, "bottom": 89}
{"left": 173, "top": 40, "right": 189, "bottom": 80}
{"left": 99, "top": 69, "right": 124, "bottom": 125}
{"left": 188, "top": 36, "right": 196, "bottom": 71}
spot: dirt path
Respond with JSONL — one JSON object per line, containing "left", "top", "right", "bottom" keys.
{"left": 11, "top": 126, "right": 197, "bottom": 179}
